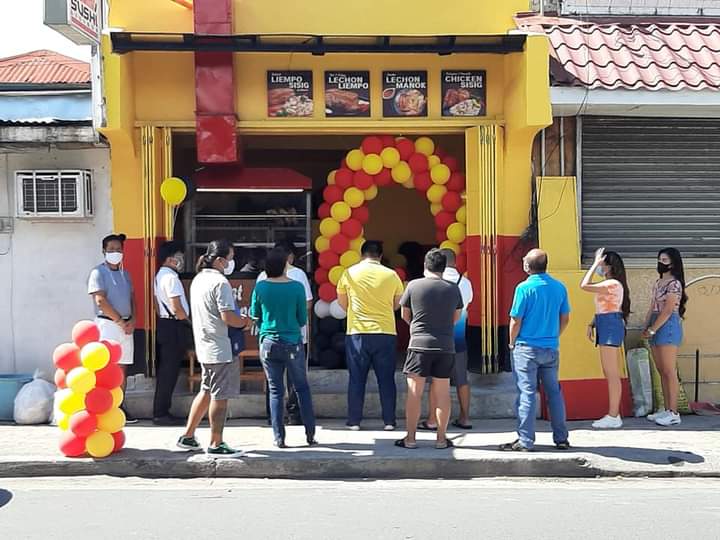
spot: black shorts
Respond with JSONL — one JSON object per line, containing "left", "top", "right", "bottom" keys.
{"left": 403, "top": 350, "right": 455, "bottom": 379}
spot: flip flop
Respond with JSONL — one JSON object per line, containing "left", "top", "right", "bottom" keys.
{"left": 451, "top": 419, "right": 473, "bottom": 430}
{"left": 417, "top": 421, "right": 437, "bottom": 432}
{"left": 394, "top": 438, "right": 418, "bottom": 449}
{"left": 435, "top": 438, "right": 455, "bottom": 450}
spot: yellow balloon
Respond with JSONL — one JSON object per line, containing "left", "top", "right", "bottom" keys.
{"left": 327, "top": 170, "right": 337, "bottom": 185}
{"left": 340, "top": 250, "right": 361, "bottom": 268}
{"left": 391, "top": 162, "right": 412, "bottom": 184}
{"left": 110, "top": 387, "right": 124, "bottom": 409}
{"left": 364, "top": 185, "right": 378, "bottom": 201}
{"left": 86, "top": 430, "right": 114, "bottom": 459}
{"left": 97, "top": 407, "right": 126, "bottom": 434}
{"left": 66, "top": 367, "right": 96, "bottom": 395}
{"left": 440, "top": 240, "right": 461, "bottom": 255}
{"left": 343, "top": 187, "right": 365, "bottom": 208}
{"left": 415, "top": 137, "right": 435, "bottom": 157}
{"left": 315, "top": 236, "right": 330, "bottom": 253}
{"left": 362, "top": 154, "right": 383, "bottom": 175}
{"left": 330, "top": 201, "right": 352, "bottom": 222}
{"left": 81, "top": 342, "right": 110, "bottom": 372}
{"left": 426, "top": 184, "right": 448, "bottom": 204}
{"left": 329, "top": 265, "right": 345, "bottom": 286}
{"left": 160, "top": 177, "right": 187, "bottom": 206}
{"left": 456, "top": 206, "right": 467, "bottom": 224}
{"left": 319, "top": 218, "right": 341, "bottom": 238}
{"left": 447, "top": 222, "right": 467, "bottom": 244}
{"left": 57, "top": 388, "right": 85, "bottom": 415}
{"left": 402, "top": 177, "right": 415, "bottom": 189}
{"left": 346, "top": 149, "right": 365, "bottom": 171}
{"left": 57, "top": 413, "right": 70, "bottom": 431}
{"left": 349, "top": 237, "right": 365, "bottom": 253}
{"left": 430, "top": 164, "right": 451, "bottom": 185}
{"left": 380, "top": 147, "right": 401, "bottom": 169}
{"left": 428, "top": 155, "right": 441, "bottom": 168}
{"left": 430, "top": 203, "right": 443, "bottom": 216}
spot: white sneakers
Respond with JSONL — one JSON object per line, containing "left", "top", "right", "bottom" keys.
{"left": 647, "top": 409, "right": 682, "bottom": 426}
{"left": 592, "top": 415, "right": 623, "bottom": 429}
{"left": 647, "top": 409, "right": 667, "bottom": 422}
{"left": 384, "top": 425, "right": 396, "bottom": 431}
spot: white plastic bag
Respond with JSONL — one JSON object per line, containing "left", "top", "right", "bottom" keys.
{"left": 626, "top": 347, "right": 653, "bottom": 417}
{"left": 13, "top": 370, "right": 56, "bottom": 425}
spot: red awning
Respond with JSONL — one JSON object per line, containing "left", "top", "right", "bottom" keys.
{"left": 194, "top": 166, "right": 312, "bottom": 191}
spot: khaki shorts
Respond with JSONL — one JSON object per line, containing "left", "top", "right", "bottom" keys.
{"left": 201, "top": 360, "right": 240, "bottom": 401}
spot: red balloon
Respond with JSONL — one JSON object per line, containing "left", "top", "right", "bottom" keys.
{"left": 446, "top": 172, "right": 465, "bottom": 192}
{"left": 361, "top": 136, "right": 383, "bottom": 155}
{"left": 112, "top": 430, "right": 126, "bottom": 453}
{"left": 314, "top": 267, "right": 329, "bottom": 284}
{"left": 436, "top": 230, "right": 448, "bottom": 244}
{"left": 456, "top": 253, "right": 467, "bottom": 274}
{"left": 413, "top": 171, "right": 432, "bottom": 192}
{"left": 374, "top": 168, "right": 392, "bottom": 187}
{"left": 85, "top": 387, "right": 113, "bottom": 415}
{"left": 341, "top": 218, "right": 363, "bottom": 239}
{"left": 72, "top": 320, "right": 100, "bottom": 348}
{"left": 318, "top": 202, "right": 331, "bottom": 219}
{"left": 95, "top": 363, "right": 124, "bottom": 390}
{"left": 395, "top": 268, "right": 407, "bottom": 281}
{"left": 352, "top": 206, "right": 370, "bottom": 224}
{"left": 435, "top": 146, "right": 448, "bottom": 160}
{"left": 353, "top": 170, "right": 374, "bottom": 190}
{"left": 319, "top": 283, "right": 337, "bottom": 302}
{"left": 335, "top": 169, "right": 354, "bottom": 189}
{"left": 100, "top": 339, "right": 122, "bottom": 365}
{"left": 408, "top": 153, "right": 429, "bottom": 173}
{"left": 53, "top": 343, "right": 81, "bottom": 372}
{"left": 329, "top": 234, "right": 350, "bottom": 255}
{"left": 59, "top": 432, "right": 87, "bottom": 457}
{"left": 319, "top": 250, "right": 340, "bottom": 270}
{"left": 54, "top": 369, "right": 67, "bottom": 390}
{"left": 443, "top": 156, "right": 460, "bottom": 172}
{"left": 324, "top": 185, "right": 343, "bottom": 204}
{"left": 69, "top": 410, "right": 98, "bottom": 438}
{"left": 460, "top": 241, "right": 468, "bottom": 253}
{"left": 381, "top": 135, "right": 396, "bottom": 148}
{"left": 435, "top": 211, "right": 455, "bottom": 231}
{"left": 442, "top": 191, "right": 463, "bottom": 212}
{"left": 395, "top": 138, "right": 415, "bottom": 161}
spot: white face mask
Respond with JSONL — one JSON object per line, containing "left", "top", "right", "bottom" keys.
{"left": 223, "top": 259, "right": 235, "bottom": 276}
{"left": 105, "top": 252, "right": 123, "bottom": 266}
{"left": 173, "top": 254, "right": 185, "bottom": 272}
{"left": 522, "top": 261, "right": 530, "bottom": 274}
{"left": 595, "top": 266, "right": 605, "bottom": 277}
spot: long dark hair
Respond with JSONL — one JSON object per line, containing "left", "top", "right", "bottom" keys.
{"left": 658, "top": 247, "right": 688, "bottom": 318}
{"left": 196, "top": 239, "right": 232, "bottom": 273}
{"left": 603, "top": 251, "right": 631, "bottom": 322}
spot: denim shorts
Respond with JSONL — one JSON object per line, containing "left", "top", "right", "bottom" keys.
{"left": 594, "top": 312, "right": 625, "bottom": 348}
{"left": 649, "top": 312, "right": 683, "bottom": 347}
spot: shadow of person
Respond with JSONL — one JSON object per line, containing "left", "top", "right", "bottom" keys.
{"left": 0, "top": 489, "right": 13, "bottom": 509}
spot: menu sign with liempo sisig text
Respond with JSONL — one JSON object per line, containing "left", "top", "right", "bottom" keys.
{"left": 382, "top": 71, "right": 428, "bottom": 117}
{"left": 267, "top": 71, "right": 314, "bottom": 117}
{"left": 441, "top": 70, "right": 486, "bottom": 117}
{"left": 324, "top": 71, "right": 371, "bottom": 117}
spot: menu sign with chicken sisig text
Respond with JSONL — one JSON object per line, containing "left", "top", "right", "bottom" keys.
{"left": 325, "top": 71, "right": 371, "bottom": 117}
{"left": 267, "top": 71, "right": 314, "bottom": 117}
{"left": 382, "top": 71, "right": 428, "bottom": 117}
{"left": 441, "top": 71, "right": 486, "bottom": 117}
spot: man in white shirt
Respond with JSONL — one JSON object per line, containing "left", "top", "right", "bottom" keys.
{"left": 153, "top": 241, "right": 191, "bottom": 425}
{"left": 256, "top": 240, "right": 312, "bottom": 424}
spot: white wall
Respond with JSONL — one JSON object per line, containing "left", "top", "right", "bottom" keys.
{"left": 0, "top": 146, "right": 112, "bottom": 375}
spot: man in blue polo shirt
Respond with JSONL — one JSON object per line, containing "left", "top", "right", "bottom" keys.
{"left": 501, "top": 249, "right": 570, "bottom": 452}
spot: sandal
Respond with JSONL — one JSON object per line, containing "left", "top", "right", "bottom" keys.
{"left": 435, "top": 438, "right": 455, "bottom": 450}
{"left": 394, "top": 438, "right": 418, "bottom": 449}
{"left": 451, "top": 419, "right": 473, "bottom": 430}
{"left": 417, "top": 421, "right": 437, "bottom": 432}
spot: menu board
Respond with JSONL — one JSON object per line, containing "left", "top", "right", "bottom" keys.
{"left": 267, "top": 71, "right": 314, "bottom": 117}
{"left": 324, "top": 71, "right": 370, "bottom": 117}
{"left": 441, "top": 70, "right": 486, "bottom": 117}
{"left": 382, "top": 71, "right": 428, "bottom": 117}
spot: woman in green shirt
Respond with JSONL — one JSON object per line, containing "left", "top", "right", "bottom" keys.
{"left": 251, "top": 247, "right": 317, "bottom": 448}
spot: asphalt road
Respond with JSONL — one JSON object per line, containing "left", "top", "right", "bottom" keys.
{"left": 1, "top": 477, "right": 719, "bottom": 540}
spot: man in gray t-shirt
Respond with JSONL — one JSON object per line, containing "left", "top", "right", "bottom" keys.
{"left": 396, "top": 249, "right": 463, "bottom": 451}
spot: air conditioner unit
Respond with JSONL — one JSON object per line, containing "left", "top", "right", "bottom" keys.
{"left": 15, "top": 169, "right": 94, "bottom": 219}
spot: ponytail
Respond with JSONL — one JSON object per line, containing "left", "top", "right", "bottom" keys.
{"left": 196, "top": 239, "right": 232, "bottom": 273}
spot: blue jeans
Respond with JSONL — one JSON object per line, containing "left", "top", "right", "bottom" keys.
{"left": 260, "top": 338, "right": 316, "bottom": 443}
{"left": 512, "top": 345, "right": 569, "bottom": 449}
{"left": 346, "top": 334, "right": 397, "bottom": 426}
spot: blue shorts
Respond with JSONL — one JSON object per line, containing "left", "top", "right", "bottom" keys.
{"left": 595, "top": 312, "right": 625, "bottom": 348}
{"left": 649, "top": 313, "right": 683, "bottom": 347}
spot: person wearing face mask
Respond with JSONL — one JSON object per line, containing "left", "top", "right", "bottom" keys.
{"left": 87, "top": 233, "right": 137, "bottom": 424}
{"left": 153, "top": 241, "right": 191, "bottom": 426}
{"left": 580, "top": 248, "right": 631, "bottom": 429}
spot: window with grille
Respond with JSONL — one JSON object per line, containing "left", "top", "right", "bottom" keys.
{"left": 16, "top": 170, "right": 94, "bottom": 219}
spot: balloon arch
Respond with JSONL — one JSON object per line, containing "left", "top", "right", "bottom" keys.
{"left": 313, "top": 135, "right": 467, "bottom": 320}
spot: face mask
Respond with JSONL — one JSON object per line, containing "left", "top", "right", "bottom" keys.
{"left": 522, "top": 261, "right": 530, "bottom": 274}
{"left": 173, "top": 254, "right": 184, "bottom": 272}
{"left": 223, "top": 259, "right": 235, "bottom": 276}
{"left": 657, "top": 262, "right": 671, "bottom": 274}
{"left": 105, "top": 252, "right": 123, "bottom": 265}
{"left": 595, "top": 267, "right": 605, "bottom": 277}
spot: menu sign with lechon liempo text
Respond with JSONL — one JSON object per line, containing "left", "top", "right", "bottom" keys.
{"left": 324, "top": 71, "right": 371, "bottom": 117}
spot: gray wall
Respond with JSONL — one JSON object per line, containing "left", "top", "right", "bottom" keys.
{"left": 560, "top": 0, "right": 720, "bottom": 15}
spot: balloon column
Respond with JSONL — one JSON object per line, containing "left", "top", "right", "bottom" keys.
{"left": 53, "top": 320, "right": 126, "bottom": 458}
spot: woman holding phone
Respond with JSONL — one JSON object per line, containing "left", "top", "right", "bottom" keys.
{"left": 581, "top": 248, "right": 631, "bottom": 429}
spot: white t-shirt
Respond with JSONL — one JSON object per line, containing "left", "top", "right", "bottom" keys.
{"left": 443, "top": 267, "right": 473, "bottom": 309}
{"left": 257, "top": 265, "right": 313, "bottom": 343}
{"left": 155, "top": 266, "right": 190, "bottom": 318}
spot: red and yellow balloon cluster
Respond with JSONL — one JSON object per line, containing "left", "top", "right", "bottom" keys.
{"left": 53, "top": 321, "right": 126, "bottom": 458}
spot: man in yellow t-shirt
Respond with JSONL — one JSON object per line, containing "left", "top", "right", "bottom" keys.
{"left": 337, "top": 241, "right": 404, "bottom": 431}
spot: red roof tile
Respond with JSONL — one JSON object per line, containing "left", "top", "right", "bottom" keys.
{"left": 516, "top": 15, "right": 720, "bottom": 91}
{"left": 0, "top": 50, "right": 90, "bottom": 86}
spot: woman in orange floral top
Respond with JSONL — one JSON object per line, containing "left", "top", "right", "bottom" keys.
{"left": 581, "top": 248, "right": 631, "bottom": 429}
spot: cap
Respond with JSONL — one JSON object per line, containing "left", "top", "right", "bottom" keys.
{"left": 102, "top": 233, "right": 127, "bottom": 248}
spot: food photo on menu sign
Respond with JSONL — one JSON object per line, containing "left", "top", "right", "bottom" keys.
{"left": 441, "top": 70, "right": 486, "bottom": 117}
{"left": 325, "top": 71, "right": 370, "bottom": 117}
{"left": 382, "top": 71, "right": 428, "bottom": 117}
{"left": 267, "top": 71, "right": 314, "bottom": 117}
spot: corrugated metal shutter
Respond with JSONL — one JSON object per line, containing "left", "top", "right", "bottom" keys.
{"left": 582, "top": 116, "right": 720, "bottom": 260}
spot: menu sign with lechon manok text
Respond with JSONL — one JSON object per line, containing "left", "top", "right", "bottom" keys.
{"left": 382, "top": 71, "right": 428, "bottom": 117}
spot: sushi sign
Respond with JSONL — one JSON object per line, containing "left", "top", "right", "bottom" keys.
{"left": 44, "top": 0, "right": 101, "bottom": 45}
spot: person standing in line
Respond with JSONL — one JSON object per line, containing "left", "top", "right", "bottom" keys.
{"left": 396, "top": 249, "right": 463, "bottom": 450}
{"left": 418, "top": 248, "right": 474, "bottom": 431}
{"left": 501, "top": 249, "right": 570, "bottom": 452}
{"left": 642, "top": 248, "right": 688, "bottom": 427}
{"left": 337, "top": 241, "right": 404, "bottom": 431}
{"left": 256, "top": 240, "right": 313, "bottom": 425}
{"left": 87, "top": 233, "right": 138, "bottom": 424}
{"left": 153, "top": 240, "right": 191, "bottom": 426}
{"left": 580, "top": 248, "right": 631, "bottom": 429}
{"left": 177, "top": 239, "right": 249, "bottom": 456}
{"left": 251, "top": 247, "right": 317, "bottom": 448}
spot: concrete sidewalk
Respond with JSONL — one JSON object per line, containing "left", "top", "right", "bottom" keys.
{"left": 1, "top": 416, "right": 719, "bottom": 479}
